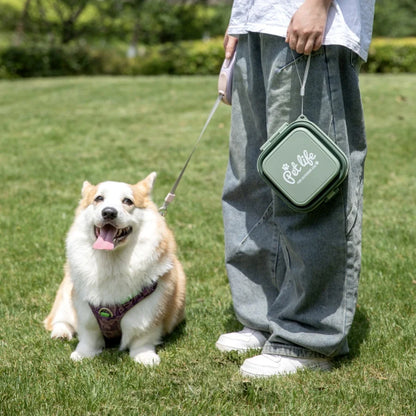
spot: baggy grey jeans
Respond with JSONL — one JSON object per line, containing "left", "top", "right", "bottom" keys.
{"left": 222, "top": 34, "right": 366, "bottom": 359}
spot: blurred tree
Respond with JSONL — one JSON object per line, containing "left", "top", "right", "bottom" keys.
{"left": 49, "top": 0, "right": 90, "bottom": 43}
{"left": 111, "top": 0, "right": 216, "bottom": 57}
{"left": 14, "top": 0, "right": 32, "bottom": 45}
{"left": 374, "top": 0, "right": 416, "bottom": 37}
{"left": 8, "top": 0, "right": 416, "bottom": 44}
{"left": 10, "top": 0, "right": 231, "bottom": 47}
{"left": 117, "top": 0, "right": 147, "bottom": 58}
{"left": 12, "top": 0, "right": 93, "bottom": 44}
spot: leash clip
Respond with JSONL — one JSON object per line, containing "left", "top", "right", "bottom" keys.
{"left": 159, "top": 192, "right": 176, "bottom": 216}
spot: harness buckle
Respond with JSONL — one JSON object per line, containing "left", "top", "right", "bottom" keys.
{"left": 98, "top": 308, "right": 113, "bottom": 318}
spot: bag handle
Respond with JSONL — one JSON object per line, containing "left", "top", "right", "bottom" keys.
{"left": 291, "top": 52, "right": 312, "bottom": 116}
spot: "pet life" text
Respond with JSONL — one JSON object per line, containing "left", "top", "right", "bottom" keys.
{"left": 282, "top": 150, "right": 317, "bottom": 185}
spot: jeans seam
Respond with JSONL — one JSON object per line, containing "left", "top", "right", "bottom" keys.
{"left": 323, "top": 46, "right": 339, "bottom": 146}
{"left": 262, "top": 342, "right": 327, "bottom": 359}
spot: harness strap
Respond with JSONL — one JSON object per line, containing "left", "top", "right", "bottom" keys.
{"left": 89, "top": 281, "right": 158, "bottom": 346}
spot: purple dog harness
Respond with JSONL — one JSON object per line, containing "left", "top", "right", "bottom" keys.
{"left": 89, "top": 281, "right": 158, "bottom": 348}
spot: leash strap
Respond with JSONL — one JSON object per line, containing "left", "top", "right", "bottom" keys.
{"left": 159, "top": 94, "right": 224, "bottom": 216}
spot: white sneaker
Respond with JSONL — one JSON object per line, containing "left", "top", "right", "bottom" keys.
{"left": 215, "top": 327, "right": 267, "bottom": 353}
{"left": 240, "top": 354, "right": 332, "bottom": 378}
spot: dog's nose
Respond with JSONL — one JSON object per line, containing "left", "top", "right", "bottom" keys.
{"left": 101, "top": 207, "right": 118, "bottom": 220}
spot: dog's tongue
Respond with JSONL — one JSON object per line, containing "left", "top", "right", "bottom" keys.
{"left": 93, "top": 225, "right": 117, "bottom": 250}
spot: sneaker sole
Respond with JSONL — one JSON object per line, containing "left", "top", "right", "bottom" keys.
{"left": 215, "top": 341, "right": 263, "bottom": 353}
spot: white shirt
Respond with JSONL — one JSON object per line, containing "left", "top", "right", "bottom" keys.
{"left": 228, "top": 0, "right": 375, "bottom": 61}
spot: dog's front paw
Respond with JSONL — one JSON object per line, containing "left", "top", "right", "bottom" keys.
{"left": 51, "top": 322, "right": 75, "bottom": 340}
{"left": 70, "top": 351, "right": 85, "bottom": 361}
{"left": 133, "top": 351, "right": 161, "bottom": 366}
{"left": 70, "top": 347, "right": 102, "bottom": 362}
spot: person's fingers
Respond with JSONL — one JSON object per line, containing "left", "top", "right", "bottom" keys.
{"left": 303, "top": 34, "right": 320, "bottom": 55}
{"left": 287, "top": 30, "right": 323, "bottom": 55}
{"left": 286, "top": 0, "right": 329, "bottom": 55}
{"left": 312, "top": 34, "right": 324, "bottom": 51}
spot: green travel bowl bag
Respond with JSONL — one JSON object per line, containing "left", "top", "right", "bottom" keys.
{"left": 257, "top": 115, "right": 349, "bottom": 212}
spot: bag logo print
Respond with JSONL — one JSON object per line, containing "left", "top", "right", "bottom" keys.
{"left": 282, "top": 149, "right": 319, "bottom": 185}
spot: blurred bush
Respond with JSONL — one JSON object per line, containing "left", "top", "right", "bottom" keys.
{"left": 0, "top": 37, "right": 224, "bottom": 77}
{"left": 1, "top": 37, "right": 416, "bottom": 78}
{"left": 363, "top": 38, "right": 416, "bottom": 73}
{"left": 0, "top": 43, "right": 95, "bottom": 77}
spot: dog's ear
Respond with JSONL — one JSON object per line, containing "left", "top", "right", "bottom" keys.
{"left": 131, "top": 173, "right": 157, "bottom": 207}
{"left": 143, "top": 172, "right": 157, "bottom": 192}
{"left": 76, "top": 181, "right": 97, "bottom": 212}
{"left": 81, "top": 181, "right": 95, "bottom": 198}
{"left": 135, "top": 172, "right": 157, "bottom": 195}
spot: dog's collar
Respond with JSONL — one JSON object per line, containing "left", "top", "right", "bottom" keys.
{"left": 89, "top": 281, "right": 158, "bottom": 346}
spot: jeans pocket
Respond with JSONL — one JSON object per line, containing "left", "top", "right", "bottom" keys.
{"left": 346, "top": 197, "right": 359, "bottom": 236}
{"left": 239, "top": 201, "right": 274, "bottom": 248}
{"left": 350, "top": 50, "right": 363, "bottom": 73}
{"left": 345, "top": 178, "right": 360, "bottom": 236}
{"left": 276, "top": 48, "right": 324, "bottom": 73}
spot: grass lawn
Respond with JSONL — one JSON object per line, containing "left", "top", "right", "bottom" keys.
{"left": 0, "top": 74, "right": 415, "bottom": 415}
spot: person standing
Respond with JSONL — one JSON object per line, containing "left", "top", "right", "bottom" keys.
{"left": 216, "top": 0, "right": 375, "bottom": 377}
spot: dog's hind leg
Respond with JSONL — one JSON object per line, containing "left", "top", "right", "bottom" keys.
{"left": 43, "top": 263, "right": 77, "bottom": 340}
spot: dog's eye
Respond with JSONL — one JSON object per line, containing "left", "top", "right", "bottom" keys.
{"left": 122, "top": 198, "right": 134, "bottom": 206}
{"left": 94, "top": 195, "right": 104, "bottom": 203}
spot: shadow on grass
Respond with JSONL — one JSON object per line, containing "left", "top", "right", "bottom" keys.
{"left": 222, "top": 304, "right": 244, "bottom": 333}
{"left": 346, "top": 305, "right": 370, "bottom": 359}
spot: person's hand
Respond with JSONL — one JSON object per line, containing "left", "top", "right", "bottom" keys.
{"left": 224, "top": 30, "right": 238, "bottom": 60}
{"left": 286, "top": 0, "right": 332, "bottom": 55}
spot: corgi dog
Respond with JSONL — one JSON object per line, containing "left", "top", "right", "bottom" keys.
{"left": 44, "top": 173, "right": 186, "bottom": 366}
